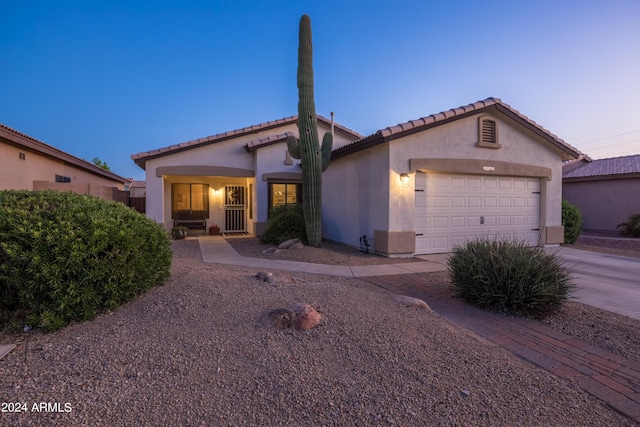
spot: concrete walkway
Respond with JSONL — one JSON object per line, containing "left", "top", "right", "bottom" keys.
{"left": 198, "top": 236, "right": 448, "bottom": 277}
{"left": 198, "top": 236, "right": 640, "bottom": 422}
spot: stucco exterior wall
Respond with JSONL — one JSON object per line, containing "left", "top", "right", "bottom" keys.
{"left": 388, "top": 115, "right": 565, "bottom": 242}
{"left": 323, "top": 143, "right": 389, "bottom": 248}
{"left": 563, "top": 177, "right": 640, "bottom": 232}
{"left": 324, "top": 112, "right": 567, "bottom": 254}
{"left": 0, "top": 141, "right": 124, "bottom": 192}
{"left": 253, "top": 143, "right": 302, "bottom": 233}
{"left": 144, "top": 120, "right": 356, "bottom": 232}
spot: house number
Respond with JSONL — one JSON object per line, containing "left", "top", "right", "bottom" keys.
{"left": 482, "top": 166, "right": 495, "bottom": 171}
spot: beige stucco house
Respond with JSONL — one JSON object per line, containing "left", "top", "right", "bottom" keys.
{"left": 0, "top": 123, "right": 128, "bottom": 199}
{"left": 131, "top": 115, "right": 363, "bottom": 236}
{"left": 563, "top": 154, "right": 640, "bottom": 235}
{"left": 132, "top": 98, "right": 582, "bottom": 255}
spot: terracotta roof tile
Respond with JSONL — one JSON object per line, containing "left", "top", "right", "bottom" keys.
{"left": 0, "top": 123, "right": 128, "bottom": 183}
{"left": 244, "top": 132, "right": 293, "bottom": 152}
{"left": 563, "top": 154, "right": 640, "bottom": 179}
{"left": 332, "top": 97, "right": 584, "bottom": 161}
{"left": 131, "top": 114, "right": 363, "bottom": 169}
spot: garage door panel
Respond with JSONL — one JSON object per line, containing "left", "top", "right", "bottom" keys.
{"left": 499, "top": 216, "right": 512, "bottom": 225}
{"left": 451, "top": 196, "right": 465, "bottom": 207}
{"left": 415, "top": 173, "right": 541, "bottom": 254}
{"left": 433, "top": 217, "right": 448, "bottom": 228}
{"left": 483, "top": 197, "right": 497, "bottom": 207}
{"left": 434, "top": 196, "right": 448, "bottom": 208}
{"left": 451, "top": 216, "right": 466, "bottom": 227}
{"left": 468, "top": 197, "right": 481, "bottom": 208}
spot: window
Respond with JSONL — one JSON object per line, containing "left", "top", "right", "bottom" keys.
{"left": 19, "top": 152, "right": 26, "bottom": 160}
{"left": 55, "top": 174, "right": 71, "bottom": 183}
{"left": 268, "top": 182, "right": 301, "bottom": 215}
{"left": 171, "top": 183, "right": 209, "bottom": 218}
{"left": 476, "top": 116, "right": 502, "bottom": 149}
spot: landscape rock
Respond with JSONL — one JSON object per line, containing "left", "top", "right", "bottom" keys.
{"left": 290, "top": 302, "right": 321, "bottom": 330}
{"left": 262, "top": 247, "right": 280, "bottom": 254}
{"left": 255, "top": 271, "right": 274, "bottom": 282}
{"left": 393, "top": 295, "right": 431, "bottom": 310}
{"left": 261, "top": 309, "right": 295, "bottom": 329}
{"left": 278, "top": 238, "right": 303, "bottom": 250}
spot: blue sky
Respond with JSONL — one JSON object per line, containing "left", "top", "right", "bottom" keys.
{"left": 2, "top": 1, "right": 639, "bottom": 180}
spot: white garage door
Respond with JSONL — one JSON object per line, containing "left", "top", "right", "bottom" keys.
{"left": 415, "top": 173, "right": 541, "bottom": 254}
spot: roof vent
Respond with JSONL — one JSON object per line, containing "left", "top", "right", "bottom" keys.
{"left": 476, "top": 116, "right": 502, "bottom": 149}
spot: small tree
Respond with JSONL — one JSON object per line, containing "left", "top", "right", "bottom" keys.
{"left": 562, "top": 199, "right": 583, "bottom": 244}
{"left": 92, "top": 157, "right": 111, "bottom": 171}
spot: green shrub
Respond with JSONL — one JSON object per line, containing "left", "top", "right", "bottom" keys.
{"left": 617, "top": 213, "right": 640, "bottom": 237}
{"left": 562, "top": 199, "right": 583, "bottom": 244}
{"left": 260, "top": 204, "right": 307, "bottom": 245}
{"left": 447, "top": 238, "right": 574, "bottom": 317}
{"left": 0, "top": 190, "right": 172, "bottom": 331}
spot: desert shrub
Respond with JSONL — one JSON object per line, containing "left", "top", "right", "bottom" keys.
{"left": 260, "top": 204, "right": 307, "bottom": 245}
{"left": 617, "top": 213, "right": 640, "bottom": 237}
{"left": 447, "top": 238, "right": 574, "bottom": 317}
{"left": 562, "top": 199, "right": 583, "bottom": 244}
{"left": 0, "top": 190, "right": 172, "bottom": 331}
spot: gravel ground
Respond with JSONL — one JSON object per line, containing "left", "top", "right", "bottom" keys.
{"left": 0, "top": 239, "right": 638, "bottom": 426}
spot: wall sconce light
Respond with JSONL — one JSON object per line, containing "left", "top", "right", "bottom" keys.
{"left": 399, "top": 173, "right": 410, "bottom": 183}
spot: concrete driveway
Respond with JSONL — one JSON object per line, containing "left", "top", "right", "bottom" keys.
{"left": 551, "top": 247, "right": 640, "bottom": 320}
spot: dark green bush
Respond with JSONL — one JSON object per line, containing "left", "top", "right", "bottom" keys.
{"left": 617, "top": 213, "right": 640, "bottom": 237}
{"left": 562, "top": 199, "right": 583, "bottom": 244}
{"left": 448, "top": 238, "right": 574, "bottom": 317}
{"left": 0, "top": 190, "right": 172, "bottom": 331}
{"left": 260, "top": 204, "right": 307, "bottom": 245}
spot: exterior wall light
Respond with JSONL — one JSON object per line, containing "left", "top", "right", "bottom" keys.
{"left": 399, "top": 173, "right": 410, "bottom": 183}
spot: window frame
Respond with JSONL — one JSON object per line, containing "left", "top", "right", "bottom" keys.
{"left": 171, "top": 183, "right": 210, "bottom": 219}
{"left": 268, "top": 181, "right": 302, "bottom": 217}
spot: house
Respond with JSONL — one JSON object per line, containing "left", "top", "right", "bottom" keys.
{"left": 0, "top": 123, "right": 129, "bottom": 200}
{"left": 131, "top": 115, "right": 363, "bottom": 235}
{"left": 132, "top": 98, "right": 582, "bottom": 255}
{"left": 563, "top": 154, "right": 640, "bottom": 235}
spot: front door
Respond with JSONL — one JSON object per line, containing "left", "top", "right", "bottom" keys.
{"left": 224, "top": 185, "right": 246, "bottom": 232}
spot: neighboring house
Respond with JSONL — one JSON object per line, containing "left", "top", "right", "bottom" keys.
{"left": 128, "top": 179, "right": 147, "bottom": 197}
{"left": 0, "top": 123, "right": 128, "bottom": 200}
{"left": 132, "top": 98, "right": 582, "bottom": 255}
{"left": 563, "top": 154, "right": 640, "bottom": 235}
{"left": 131, "top": 115, "right": 363, "bottom": 235}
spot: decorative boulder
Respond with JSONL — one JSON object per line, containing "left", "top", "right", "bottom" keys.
{"left": 290, "top": 303, "right": 321, "bottom": 330}
{"left": 256, "top": 271, "right": 274, "bottom": 282}
{"left": 278, "top": 238, "right": 304, "bottom": 250}
{"left": 394, "top": 295, "right": 431, "bottom": 310}
{"left": 261, "top": 309, "right": 295, "bottom": 330}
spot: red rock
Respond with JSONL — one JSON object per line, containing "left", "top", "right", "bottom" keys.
{"left": 290, "top": 303, "right": 321, "bottom": 330}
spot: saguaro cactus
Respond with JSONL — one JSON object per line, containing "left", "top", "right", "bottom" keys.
{"left": 287, "top": 14, "right": 333, "bottom": 247}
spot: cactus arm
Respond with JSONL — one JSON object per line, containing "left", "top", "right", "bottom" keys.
{"left": 287, "top": 134, "right": 301, "bottom": 159}
{"left": 321, "top": 131, "right": 333, "bottom": 172}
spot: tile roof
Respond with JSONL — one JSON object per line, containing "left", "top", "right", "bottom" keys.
{"left": 244, "top": 132, "right": 293, "bottom": 152}
{"left": 332, "top": 97, "right": 584, "bottom": 161}
{"left": 562, "top": 154, "right": 640, "bottom": 179}
{"left": 131, "top": 115, "right": 363, "bottom": 169}
{"left": 0, "top": 123, "right": 128, "bottom": 183}
{"left": 129, "top": 179, "right": 146, "bottom": 187}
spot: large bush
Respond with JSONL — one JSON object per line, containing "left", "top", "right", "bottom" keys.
{"left": 0, "top": 190, "right": 172, "bottom": 331}
{"left": 617, "top": 213, "right": 640, "bottom": 237}
{"left": 562, "top": 199, "right": 583, "bottom": 244}
{"left": 448, "top": 238, "right": 574, "bottom": 317}
{"left": 260, "top": 204, "right": 307, "bottom": 245}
